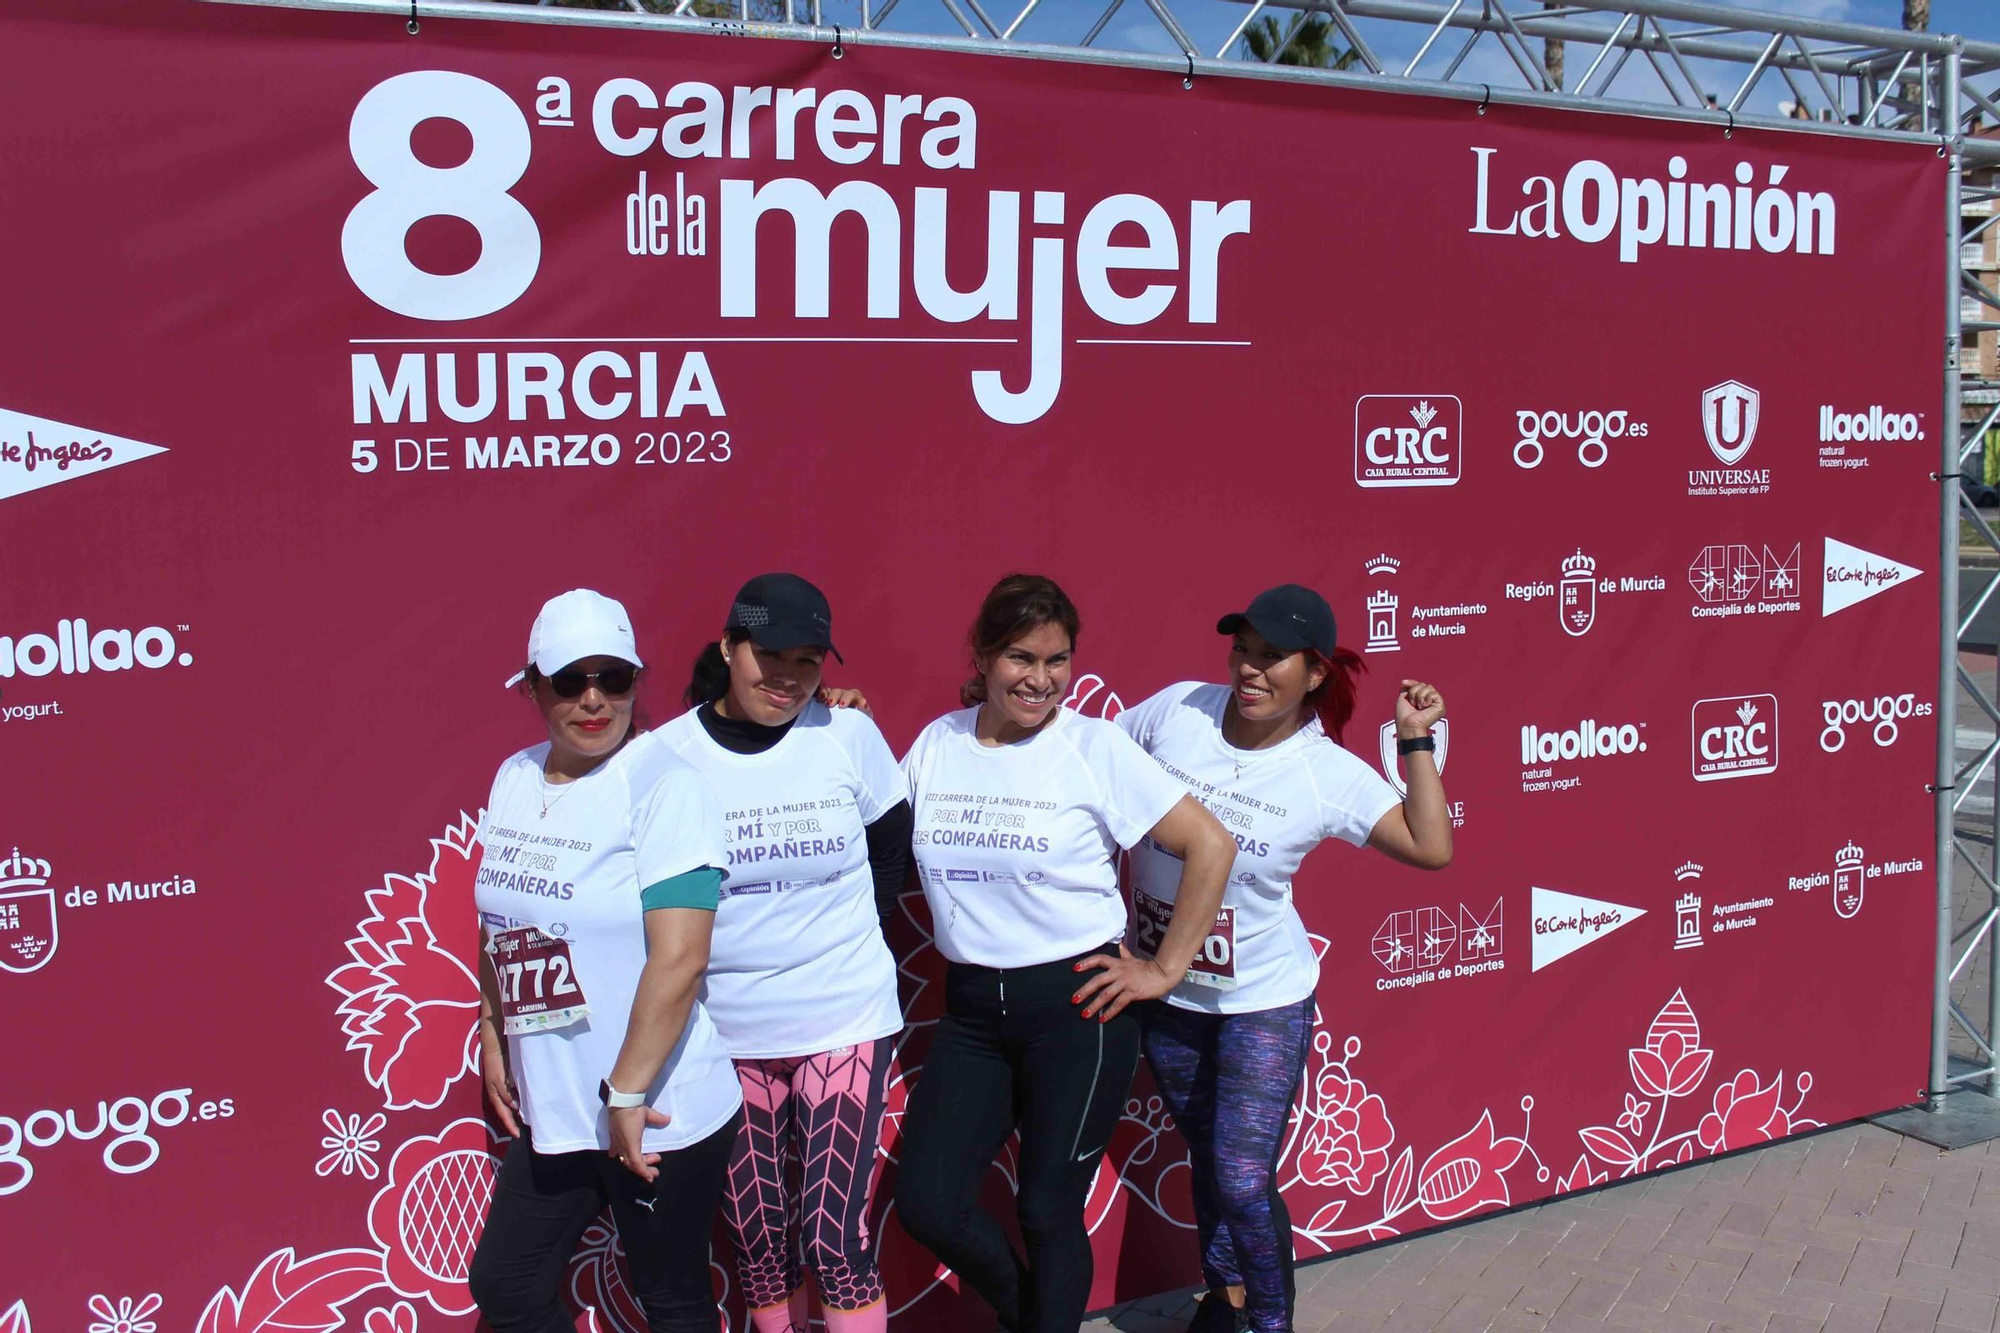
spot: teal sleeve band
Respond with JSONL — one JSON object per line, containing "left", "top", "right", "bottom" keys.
{"left": 641, "top": 866, "right": 723, "bottom": 912}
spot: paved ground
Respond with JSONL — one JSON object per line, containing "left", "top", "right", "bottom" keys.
{"left": 1084, "top": 1120, "right": 2000, "bottom": 1333}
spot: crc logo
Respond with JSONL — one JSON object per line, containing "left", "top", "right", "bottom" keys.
{"left": 0, "top": 847, "right": 57, "bottom": 975}
{"left": 1512, "top": 408, "right": 1648, "bottom": 470}
{"left": 1356, "top": 395, "right": 1462, "bottom": 488}
{"left": 1701, "top": 380, "right": 1760, "bottom": 465}
{"left": 1819, "top": 693, "right": 1931, "bottom": 752}
{"left": 1691, "top": 694, "right": 1778, "bottom": 781}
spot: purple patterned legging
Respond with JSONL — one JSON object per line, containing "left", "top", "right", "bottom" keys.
{"left": 1141, "top": 997, "right": 1316, "bottom": 1333}
{"left": 719, "top": 1037, "right": 893, "bottom": 1317}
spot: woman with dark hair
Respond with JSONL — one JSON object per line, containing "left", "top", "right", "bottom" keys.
{"left": 658, "top": 573, "right": 911, "bottom": 1333}
{"left": 1115, "top": 583, "right": 1452, "bottom": 1333}
{"left": 469, "top": 589, "right": 743, "bottom": 1333}
{"left": 895, "top": 573, "right": 1237, "bottom": 1333}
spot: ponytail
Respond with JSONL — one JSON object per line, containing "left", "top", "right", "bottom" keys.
{"left": 682, "top": 631, "right": 750, "bottom": 708}
{"left": 1303, "top": 647, "right": 1365, "bottom": 743}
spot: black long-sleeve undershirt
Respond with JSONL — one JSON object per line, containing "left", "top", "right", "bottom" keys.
{"left": 695, "top": 702, "right": 913, "bottom": 933}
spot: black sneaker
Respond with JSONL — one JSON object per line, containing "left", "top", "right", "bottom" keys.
{"left": 1185, "top": 1292, "right": 1247, "bottom": 1333}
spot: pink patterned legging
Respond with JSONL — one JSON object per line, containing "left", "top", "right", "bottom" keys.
{"left": 720, "top": 1037, "right": 893, "bottom": 1317}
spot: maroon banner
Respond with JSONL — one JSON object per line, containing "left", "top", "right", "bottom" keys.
{"left": 0, "top": 3, "right": 1942, "bottom": 1331}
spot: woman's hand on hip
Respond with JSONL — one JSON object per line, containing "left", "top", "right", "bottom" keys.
{"left": 1072, "top": 945, "right": 1174, "bottom": 1022}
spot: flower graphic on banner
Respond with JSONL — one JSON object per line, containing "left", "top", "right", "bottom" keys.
{"left": 1278, "top": 973, "right": 1548, "bottom": 1251}
{"left": 194, "top": 1249, "right": 386, "bottom": 1333}
{"left": 1576, "top": 989, "right": 1819, "bottom": 1176}
{"left": 1294, "top": 1061, "right": 1394, "bottom": 1193}
{"left": 568, "top": 1217, "right": 735, "bottom": 1333}
{"left": 367, "top": 1119, "right": 501, "bottom": 1316}
{"left": 327, "top": 814, "right": 483, "bottom": 1112}
{"left": 85, "top": 1295, "right": 160, "bottom": 1333}
{"left": 0, "top": 1301, "right": 27, "bottom": 1333}
{"left": 362, "top": 1302, "right": 418, "bottom": 1333}
{"left": 1063, "top": 674, "right": 1124, "bottom": 721}
{"left": 317, "top": 1111, "right": 388, "bottom": 1180}
{"left": 1699, "top": 1069, "right": 1808, "bottom": 1152}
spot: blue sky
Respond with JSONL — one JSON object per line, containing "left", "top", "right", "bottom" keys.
{"left": 824, "top": 0, "right": 2000, "bottom": 117}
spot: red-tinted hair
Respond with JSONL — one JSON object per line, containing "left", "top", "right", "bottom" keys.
{"left": 1302, "top": 647, "right": 1366, "bottom": 743}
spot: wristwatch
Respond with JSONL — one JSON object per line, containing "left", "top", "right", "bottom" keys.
{"left": 599, "top": 1079, "right": 647, "bottom": 1108}
{"left": 1396, "top": 734, "right": 1436, "bottom": 756}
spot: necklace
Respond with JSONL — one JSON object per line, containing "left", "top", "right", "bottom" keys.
{"left": 539, "top": 772, "right": 579, "bottom": 819}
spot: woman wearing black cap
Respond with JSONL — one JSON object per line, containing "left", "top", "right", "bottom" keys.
{"left": 1113, "top": 584, "right": 1452, "bottom": 1333}
{"left": 660, "top": 574, "right": 911, "bottom": 1333}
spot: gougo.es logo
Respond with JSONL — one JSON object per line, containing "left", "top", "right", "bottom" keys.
{"left": 0, "top": 1087, "right": 234, "bottom": 1195}
{"left": 1819, "top": 693, "right": 1932, "bottom": 752}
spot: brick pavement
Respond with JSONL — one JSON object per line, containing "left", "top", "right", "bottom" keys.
{"left": 1082, "top": 1121, "right": 2000, "bottom": 1333}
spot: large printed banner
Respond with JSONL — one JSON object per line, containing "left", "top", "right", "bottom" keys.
{"left": 0, "top": 2, "right": 1944, "bottom": 1330}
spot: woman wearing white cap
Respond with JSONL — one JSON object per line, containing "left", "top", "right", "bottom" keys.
{"left": 469, "top": 588, "right": 744, "bottom": 1333}
{"left": 1115, "top": 584, "right": 1451, "bottom": 1333}
{"left": 660, "top": 573, "right": 911, "bottom": 1333}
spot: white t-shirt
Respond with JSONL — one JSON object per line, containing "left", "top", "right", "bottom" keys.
{"left": 657, "top": 701, "right": 908, "bottom": 1059}
{"left": 902, "top": 704, "right": 1187, "bottom": 969}
{"left": 475, "top": 734, "right": 742, "bottom": 1154}
{"left": 1117, "top": 682, "right": 1403, "bottom": 1014}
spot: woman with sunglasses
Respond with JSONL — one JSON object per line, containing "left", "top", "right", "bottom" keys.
{"left": 657, "top": 573, "right": 911, "bottom": 1333}
{"left": 1115, "top": 584, "right": 1451, "bottom": 1333}
{"left": 469, "top": 588, "right": 743, "bottom": 1333}
{"left": 895, "top": 573, "right": 1236, "bottom": 1333}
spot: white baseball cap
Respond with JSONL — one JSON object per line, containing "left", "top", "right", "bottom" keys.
{"left": 504, "top": 589, "right": 644, "bottom": 688}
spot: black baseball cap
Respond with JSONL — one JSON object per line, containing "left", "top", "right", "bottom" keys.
{"left": 1216, "top": 584, "right": 1337, "bottom": 655}
{"left": 727, "top": 573, "right": 844, "bottom": 663}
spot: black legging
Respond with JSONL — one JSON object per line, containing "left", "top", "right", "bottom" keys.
{"left": 468, "top": 1112, "right": 741, "bottom": 1333}
{"left": 896, "top": 945, "right": 1142, "bottom": 1333}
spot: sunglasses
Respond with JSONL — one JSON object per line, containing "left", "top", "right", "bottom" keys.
{"left": 544, "top": 666, "right": 638, "bottom": 699}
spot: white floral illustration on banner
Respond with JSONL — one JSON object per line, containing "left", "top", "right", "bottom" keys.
{"left": 1063, "top": 673, "right": 1124, "bottom": 720}
{"left": 0, "top": 1300, "right": 27, "bottom": 1333}
{"left": 85, "top": 1294, "right": 161, "bottom": 1333}
{"left": 195, "top": 1248, "right": 384, "bottom": 1333}
{"left": 317, "top": 1111, "right": 388, "bottom": 1179}
{"left": 1565, "top": 988, "right": 1822, "bottom": 1183}
{"left": 362, "top": 1300, "right": 418, "bottom": 1333}
{"left": 326, "top": 815, "right": 483, "bottom": 1113}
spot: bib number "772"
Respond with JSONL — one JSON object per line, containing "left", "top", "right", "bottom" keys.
{"left": 489, "top": 926, "right": 592, "bottom": 1035}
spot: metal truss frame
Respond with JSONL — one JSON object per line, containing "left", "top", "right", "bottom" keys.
{"left": 223, "top": 0, "right": 2000, "bottom": 1126}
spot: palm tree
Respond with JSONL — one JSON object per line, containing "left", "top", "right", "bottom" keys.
{"left": 1239, "top": 13, "right": 1358, "bottom": 69}
{"left": 1543, "top": 2, "right": 1563, "bottom": 91}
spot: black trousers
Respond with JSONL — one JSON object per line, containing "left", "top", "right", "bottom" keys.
{"left": 896, "top": 946, "right": 1142, "bottom": 1333}
{"left": 468, "top": 1112, "right": 742, "bottom": 1333}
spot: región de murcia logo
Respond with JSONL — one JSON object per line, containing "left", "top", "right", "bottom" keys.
{"left": 0, "top": 847, "right": 57, "bottom": 975}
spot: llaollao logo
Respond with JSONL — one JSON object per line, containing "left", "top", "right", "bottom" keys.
{"left": 0, "top": 619, "right": 193, "bottom": 677}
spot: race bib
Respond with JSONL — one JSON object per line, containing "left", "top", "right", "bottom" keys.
{"left": 1132, "top": 888, "right": 1236, "bottom": 989}
{"left": 489, "top": 927, "right": 592, "bottom": 1035}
